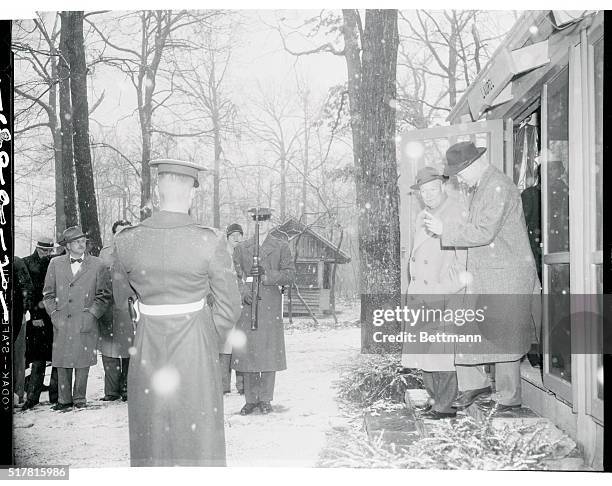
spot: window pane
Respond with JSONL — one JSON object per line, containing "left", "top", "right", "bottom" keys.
{"left": 596, "top": 264, "right": 603, "bottom": 399}
{"left": 594, "top": 39, "right": 603, "bottom": 251}
{"left": 546, "top": 69, "right": 570, "bottom": 253}
{"left": 547, "top": 263, "right": 571, "bottom": 382}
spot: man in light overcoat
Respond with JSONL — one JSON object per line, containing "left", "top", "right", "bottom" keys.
{"left": 424, "top": 141, "right": 537, "bottom": 413}
{"left": 401, "top": 166, "right": 467, "bottom": 419}
{"left": 43, "top": 226, "right": 112, "bottom": 410}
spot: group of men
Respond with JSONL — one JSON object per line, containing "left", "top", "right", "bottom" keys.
{"left": 14, "top": 158, "right": 295, "bottom": 467}
{"left": 401, "top": 141, "right": 539, "bottom": 419}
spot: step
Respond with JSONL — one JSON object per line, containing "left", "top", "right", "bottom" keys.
{"left": 363, "top": 407, "right": 423, "bottom": 450}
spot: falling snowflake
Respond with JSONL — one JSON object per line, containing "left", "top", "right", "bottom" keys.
{"left": 403, "top": 141, "right": 425, "bottom": 160}
{"left": 529, "top": 25, "right": 538, "bottom": 35}
{"left": 229, "top": 329, "right": 247, "bottom": 349}
{"left": 151, "top": 366, "right": 180, "bottom": 396}
{"left": 128, "top": 346, "right": 137, "bottom": 356}
{"left": 458, "top": 271, "right": 474, "bottom": 288}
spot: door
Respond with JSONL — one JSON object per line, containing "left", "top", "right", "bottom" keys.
{"left": 398, "top": 120, "right": 505, "bottom": 294}
{"left": 541, "top": 65, "right": 572, "bottom": 403}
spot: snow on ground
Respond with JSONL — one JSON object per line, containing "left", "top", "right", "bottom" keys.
{"left": 14, "top": 304, "right": 361, "bottom": 468}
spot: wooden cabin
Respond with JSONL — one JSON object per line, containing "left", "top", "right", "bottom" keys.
{"left": 274, "top": 218, "right": 351, "bottom": 317}
{"left": 399, "top": 11, "right": 603, "bottom": 469}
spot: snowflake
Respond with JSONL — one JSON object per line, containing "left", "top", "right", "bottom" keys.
{"left": 151, "top": 366, "right": 180, "bottom": 396}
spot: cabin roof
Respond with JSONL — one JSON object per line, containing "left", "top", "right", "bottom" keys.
{"left": 273, "top": 218, "right": 352, "bottom": 264}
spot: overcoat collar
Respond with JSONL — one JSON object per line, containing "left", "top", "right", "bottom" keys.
{"left": 140, "top": 210, "right": 195, "bottom": 229}
{"left": 411, "top": 196, "right": 452, "bottom": 254}
{"left": 243, "top": 233, "right": 281, "bottom": 259}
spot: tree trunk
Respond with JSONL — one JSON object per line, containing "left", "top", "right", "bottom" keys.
{"left": 67, "top": 11, "right": 102, "bottom": 255}
{"left": 58, "top": 11, "right": 78, "bottom": 231}
{"left": 280, "top": 147, "right": 286, "bottom": 221}
{"left": 301, "top": 90, "right": 309, "bottom": 221}
{"left": 48, "top": 53, "right": 66, "bottom": 235}
{"left": 342, "top": 9, "right": 401, "bottom": 353}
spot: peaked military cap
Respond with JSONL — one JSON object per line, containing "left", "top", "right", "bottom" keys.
{"left": 150, "top": 159, "right": 206, "bottom": 188}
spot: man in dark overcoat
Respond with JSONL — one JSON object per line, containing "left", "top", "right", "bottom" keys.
{"left": 231, "top": 217, "right": 296, "bottom": 415}
{"left": 43, "top": 227, "right": 112, "bottom": 410}
{"left": 114, "top": 159, "right": 241, "bottom": 466}
{"left": 22, "top": 237, "right": 58, "bottom": 411}
{"left": 424, "top": 142, "right": 537, "bottom": 413}
{"left": 99, "top": 219, "right": 134, "bottom": 401}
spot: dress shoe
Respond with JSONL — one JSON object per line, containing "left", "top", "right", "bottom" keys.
{"left": 21, "top": 400, "right": 38, "bottom": 412}
{"left": 414, "top": 404, "right": 432, "bottom": 413}
{"left": 451, "top": 386, "right": 492, "bottom": 409}
{"left": 74, "top": 402, "right": 87, "bottom": 409}
{"left": 100, "top": 395, "right": 120, "bottom": 401}
{"left": 421, "top": 409, "right": 457, "bottom": 420}
{"left": 258, "top": 402, "right": 273, "bottom": 414}
{"left": 51, "top": 402, "right": 73, "bottom": 411}
{"left": 121, "top": 394, "right": 128, "bottom": 402}
{"left": 240, "top": 403, "right": 258, "bottom": 415}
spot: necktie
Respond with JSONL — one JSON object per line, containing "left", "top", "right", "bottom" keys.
{"left": 71, "top": 258, "right": 83, "bottom": 264}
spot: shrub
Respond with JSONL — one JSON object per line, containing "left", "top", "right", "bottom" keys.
{"left": 334, "top": 354, "right": 422, "bottom": 408}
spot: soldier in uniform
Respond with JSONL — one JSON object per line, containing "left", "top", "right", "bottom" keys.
{"left": 113, "top": 159, "right": 241, "bottom": 467}
{"left": 231, "top": 216, "right": 295, "bottom": 415}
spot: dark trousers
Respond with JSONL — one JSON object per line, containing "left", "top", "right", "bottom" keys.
{"left": 57, "top": 367, "right": 90, "bottom": 405}
{"left": 244, "top": 371, "right": 275, "bottom": 404}
{"left": 26, "top": 362, "right": 58, "bottom": 404}
{"left": 219, "top": 354, "right": 244, "bottom": 393}
{"left": 102, "top": 356, "right": 129, "bottom": 398}
{"left": 422, "top": 371, "right": 458, "bottom": 413}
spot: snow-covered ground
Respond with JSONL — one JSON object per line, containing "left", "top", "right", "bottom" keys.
{"left": 14, "top": 304, "right": 361, "bottom": 468}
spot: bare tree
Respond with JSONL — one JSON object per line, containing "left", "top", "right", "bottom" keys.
{"left": 87, "top": 10, "right": 220, "bottom": 219}
{"left": 247, "top": 83, "right": 303, "bottom": 222}
{"left": 279, "top": 10, "right": 402, "bottom": 350}
{"left": 171, "top": 16, "right": 238, "bottom": 227}
{"left": 62, "top": 11, "right": 102, "bottom": 253}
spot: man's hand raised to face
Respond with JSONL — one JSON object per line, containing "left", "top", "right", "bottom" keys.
{"left": 423, "top": 211, "right": 443, "bottom": 236}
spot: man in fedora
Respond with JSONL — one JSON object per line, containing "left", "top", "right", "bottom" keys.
{"left": 423, "top": 141, "right": 537, "bottom": 413}
{"left": 43, "top": 226, "right": 112, "bottom": 410}
{"left": 401, "top": 166, "right": 467, "bottom": 419}
{"left": 22, "top": 237, "right": 59, "bottom": 411}
{"left": 113, "top": 159, "right": 241, "bottom": 466}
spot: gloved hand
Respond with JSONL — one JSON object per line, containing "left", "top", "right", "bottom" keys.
{"left": 243, "top": 293, "right": 253, "bottom": 305}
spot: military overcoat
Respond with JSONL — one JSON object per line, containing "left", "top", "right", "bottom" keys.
{"left": 231, "top": 233, "right": 296, "bottom": 373}
{"left": 113, "top": 210, "right": 241, "bottom": 467}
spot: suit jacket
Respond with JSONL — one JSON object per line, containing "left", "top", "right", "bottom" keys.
{"left": 441, "top": 165, "right": 537, "bottom": 363}
{"left": 231, "top": 233, "right": 296, "bottom": 372}
{"left": 43, "top": 254, "right": 112, "bottom": 368}
{"left": 401, "top": 196, "right": 467, "bottom": 371}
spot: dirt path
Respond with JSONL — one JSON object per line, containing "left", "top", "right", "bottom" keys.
{"left": 14, "top": 325, "right": 360, "bottom": 468}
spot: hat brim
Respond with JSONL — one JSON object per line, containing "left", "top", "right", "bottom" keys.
{"left": 35, "top": 243, "right": 55, "bottom": 249}
{"left": 59, "top": 233, "right": 88, "bottom": 245}
{"left": 444, "top": 147, "right": 487, "bottom": 176}
{"left": 410, "top": 175, "right": 448, "bottom": 190}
